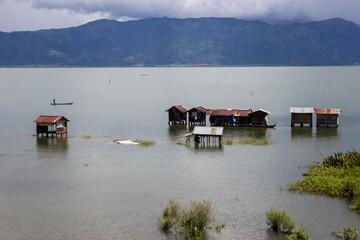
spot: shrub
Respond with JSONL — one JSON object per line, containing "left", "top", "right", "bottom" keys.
{"left": 266, "top": 208, "right": 310, "bottom": 240}
{"left": 332, "top": 227, "right": 358, "bottom": 240}
{"left": 266, "top": 208, "right": 295, "bottom": 233}
{"left": 286, "top": 226, "right": 311, "bottom": 240}
{"left": 322, "top": 150, "right": 360, "bottom": 168}
{"left": 158, "top": 200, "right": 224, "bottom": 239}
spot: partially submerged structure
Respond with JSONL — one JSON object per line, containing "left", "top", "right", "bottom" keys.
{"left": 248, "top": 109, "right": 274, "bottom": 127}
{"left": 207, "top": 109, "right": 252, "bottom": 126}
{"left": 192, "top": 126, "right": 223, "bottom": 144}
{"left": 188, "top": 106, "right": 207, "bottom": 126}
{"left": 314, "top": 108, "right": 341, "bottom": 127}
{"left": 290, "top": 107, "right": 314, "bottom": 127}
{"left": 34, "top": 115, "right": 69, "bottom": 137}
{"left": 166, "top": 105, "right": 188, "bottom": 125}
{"left": 166, "top": 105, "right": 275, "bottom": 127}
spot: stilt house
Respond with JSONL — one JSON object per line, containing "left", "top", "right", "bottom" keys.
{"left": 188, "top": 106, "right": 207, "bottom": 126}
{"left": 249, "top": 109, "right": 274, "bottom": 127}
{"left": 34, "top": 115, "right": 69, "bottom": 137}
{"left": 314, "top": 108, "right": 341, "bottom": 127}
{"left": 290, "top": 107, "right": 314, "bottom": 127}
{"left": 208, "top": 109, "right": 251, "bottom": 126}
{"left": 192, "top": 126, "right": 223, "bottom": 144}
{"left": 166, "top": 105, "right": 188, "bottom": 125}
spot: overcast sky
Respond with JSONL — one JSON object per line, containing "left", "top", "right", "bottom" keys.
{"left": 1, "top": 0, "right": 360, "bottom": 32}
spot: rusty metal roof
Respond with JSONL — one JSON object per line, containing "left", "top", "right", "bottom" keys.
{"left": 188, "top": 106, "right": 208, "bottom": 113}
{"left": 34, "top": 115, "right": 69, "bottom": 123}
{"left": 166, "top": 105, "right": 188, "bottom": 113}
{"left": 207, "top": 109, "right": 251, "bottom": 117}
{"left": 314, "top": 108, "right": 341, "bottom": 115}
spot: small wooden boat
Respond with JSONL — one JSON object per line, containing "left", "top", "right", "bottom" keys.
{"left": 241, "top": 123, "right": 276, "bottom": 128}
{"left": 50, "top": 99, "right": 73, "bottom": 105}
{"left": 50, "top": 102, "right": 73, "bottom": 105}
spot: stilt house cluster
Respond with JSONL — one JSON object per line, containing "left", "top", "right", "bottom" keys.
{"left": 166, "top": 105, "right": 275, "bottom": 127}
{"left": 290, "top": 107, "right": 341, "bottom": 127}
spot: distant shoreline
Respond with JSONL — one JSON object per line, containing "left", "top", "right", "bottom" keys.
{"left": 1, "top": 64, "right": 360, "bottom": 68}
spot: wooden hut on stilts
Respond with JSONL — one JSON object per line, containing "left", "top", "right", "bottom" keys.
{"left": 290, "top": 107, "right": 314, "bottom": 127}
{"left": 166, "top": 105, "right": 188, "bottom": 125}
{"left": 314, "top": 108, "right": 341, "bottom": 127}
{"left": 188, "top": 106, "right": 207, "bottom": 126}
{"left": 34, "top": 115, "right": 69, "bottom": 137}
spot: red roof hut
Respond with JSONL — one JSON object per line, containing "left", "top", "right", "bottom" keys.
{"left": 34, "top": 115, "right": 69, "bottom": 137}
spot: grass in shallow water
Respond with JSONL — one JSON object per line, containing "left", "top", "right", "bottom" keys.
{"left": 239, "top": 139, "right": 275, "bottom": 145}
{"left": 287, "top": 150, "right": 360, "bottom": 213}
{"left": 136, "top": 140, "right": 156, "bottom": 146}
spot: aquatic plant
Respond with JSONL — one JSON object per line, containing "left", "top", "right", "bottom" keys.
{"left": 266, "top": 208, "right": 295, "bottom": 233}
{"left": 239, "top": 139, "right": 274, "bottom": 145}
{"left": 332, "top": 227, "right": 358, "bottom": 240}
{"left": 288, "top": 150, "right": 360, "bottom": 213}
{"left": 158, "top": 200, "right": 224, "bottom": 239}
{"left": 286, "top": 226, "right": 311, "bottom": 240}
{"left": 266, "top": 208, "right": 310, "bottom": 240}
{"left": 82, "top": 135, "right": 92, "bottom": 139}
{"left": 136, "top": 140, "right": 155, "bottom": 146}
{"left": 225, "top": 139, "right": 233, "bottom": 145}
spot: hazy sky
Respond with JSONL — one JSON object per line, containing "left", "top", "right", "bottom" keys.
{"left": 1, "top": 0, "right": 360, "bottom": 32}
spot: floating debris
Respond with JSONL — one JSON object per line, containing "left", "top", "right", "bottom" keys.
{"left": 113, "top": 139, "right": 139, "bottom": 145}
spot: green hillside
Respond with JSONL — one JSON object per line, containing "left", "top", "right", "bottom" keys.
{"left": 1, "top": 17, "right": 360, "bottom": 66}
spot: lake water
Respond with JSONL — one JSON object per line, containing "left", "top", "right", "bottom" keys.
{"left": 0, "top": 67, "right": 360, "bottom": 239}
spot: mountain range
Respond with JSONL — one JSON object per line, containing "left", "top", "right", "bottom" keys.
{"left": 1, "top": 17, "right": 360, "bottom": 66}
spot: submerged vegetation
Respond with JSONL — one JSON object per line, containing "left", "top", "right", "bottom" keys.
{"left": 82, "top": 135, "right": 92, "bottom": 139}
{"left": 332, "top": 227, "right": 359, "bottom": 240}
{"left": 265, "top": 208, "right": 310, "bottom": 240}
{"left": 136, "top": 140, "right": 156, "bottom": 146}
{"left": 239, "top": 139, "right": 275, "bottom": 145}
{"left": 219, "top": 139, "right": 274, "bottom": 145}
{"left": 287, "top": 150, "right": 360, "bottom": 213}
{"left": 158, "top": 200, "right": 224, "bottom": 239}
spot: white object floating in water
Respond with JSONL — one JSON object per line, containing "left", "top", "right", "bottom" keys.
{"left": 115, "top": 140, "right": 139, "bottom": 145}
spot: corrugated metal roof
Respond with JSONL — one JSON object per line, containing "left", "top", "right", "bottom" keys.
{"left": 250, "top": 109, "right": 271, "bottom": 115}
{"left": 191, "top": 106, "right": 208, "bottom": 113}
{"left": 290, "top": 107, "right": 314, "bottom": 113}
{"left": 207, "top": 109, "right": 251, "bottom": 117}
{"left": 34, "top": 115, "right": 69, "bottom": 123}
{"left": 166, "top": 105, "right": 188, "bottom": 113}
{"left": 314, "top": 108, "right": 341, "bottom": 115}
{"left": 193, "top": 126, "right": 223, "bottom": 136}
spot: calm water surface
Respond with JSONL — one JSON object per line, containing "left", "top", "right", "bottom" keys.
{"left": 0, "top": 67, "right": 360, "bottom": 239}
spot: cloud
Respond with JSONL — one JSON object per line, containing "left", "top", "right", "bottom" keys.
{"left": 0, "top": 0, "right": 109, "bottom": 32}
{"left": 27, "top": 0, "right": 360, "bottom": 23}
{"left": 1, "top": 0, "right": 360, "bottom": 32}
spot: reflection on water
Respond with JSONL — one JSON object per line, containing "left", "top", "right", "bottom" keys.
{"left": 194, "top": 142, "right": 223, "bottom": 151}
{"left": 224, "top": 127, "right": 270, "bottom": 139}
{"left": 291, "top": 127, "right": 313, "bottom": 138}
{"left": 167, "top": 125, "right": 189, "bottom": 141}
{"left": 291, "top": 127, "right": 339, "bottom": 140}
{"left": 36, "top": 137, "right": 68, "bottom": 158}
{"left": 316, "top": 127, "right": 339, "bottom": 138}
